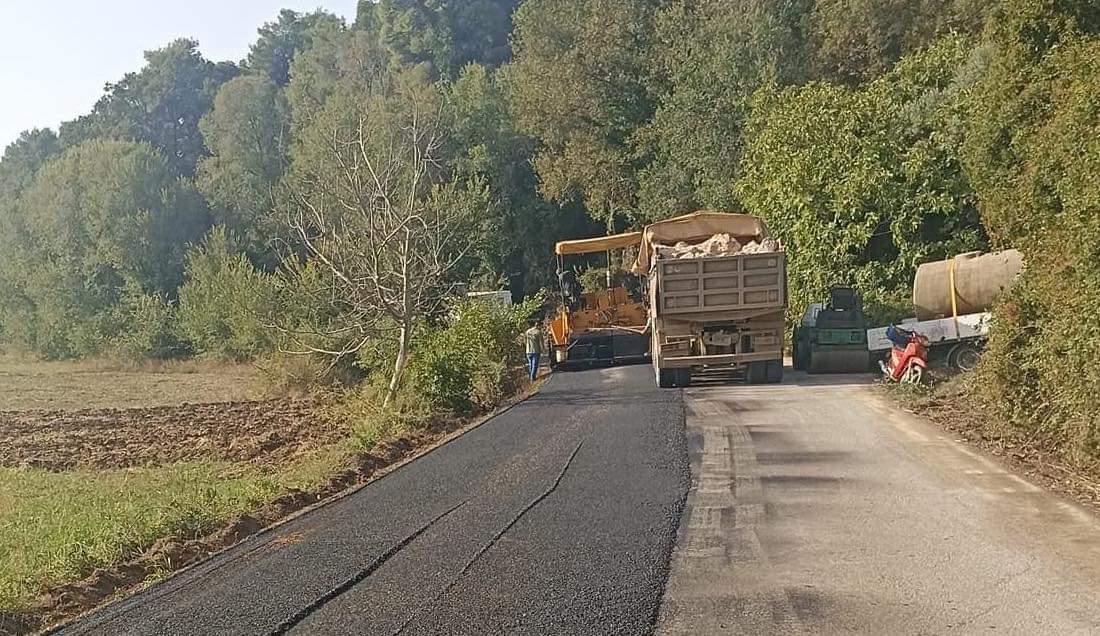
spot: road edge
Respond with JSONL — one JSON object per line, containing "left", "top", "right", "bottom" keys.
{"left": 39, "top": 378, "right": 549, "bottom": 635}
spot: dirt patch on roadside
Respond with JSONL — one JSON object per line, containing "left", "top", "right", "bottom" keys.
{"left": 1, "top": 387, "right": 536, "bottom": 635}
{"left": 891, "top": 378, "right": 1100, "bottom": 513}
{"left": 0, "top": 399, "right": 345, "bottom": 471}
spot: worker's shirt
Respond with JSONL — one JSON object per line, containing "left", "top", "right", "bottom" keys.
{"left": 525, "top": 328, "right": 542, "bottom": 355}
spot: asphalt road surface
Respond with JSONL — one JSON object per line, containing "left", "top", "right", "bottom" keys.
{"left": 59, "top": 366, "right": 1100, "bottom": 635}
{"left": 58, "top": 366, "right": 688, "bottom": 636}
{"left": 658, "top": 371, "right": 1100, "bottom": 634}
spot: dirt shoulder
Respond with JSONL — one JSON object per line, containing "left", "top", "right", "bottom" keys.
{"left": 887, "top": 376, "right": 1100, "bottom": 514}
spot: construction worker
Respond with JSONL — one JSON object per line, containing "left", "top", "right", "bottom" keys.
{"left": 524, "top": 323, "right": 542, "bottom": 381}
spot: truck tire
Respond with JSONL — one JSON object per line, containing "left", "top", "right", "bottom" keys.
{"left": 765, "top": 359, "right": 784, "bottom": 383}
{"left": 657, "top": 368, "right": 677, "bottom": 388}
{"left": 746, "top": 361, "right": 768, "bottom": 384}
{"left": 675, "top": 368, "right": 692, "bottom": 387}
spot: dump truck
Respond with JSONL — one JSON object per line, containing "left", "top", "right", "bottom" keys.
{"left": 867, "top": 249, "right": 1023, "bottom": 372}
{"left": 793, "top": 287, "right": 870, "bottom": 374}
{"left": 634, "top": 211, "right": 787, "bottom": 388}
{"left": 547, "top": 232, "right": 650, "bottom": 368}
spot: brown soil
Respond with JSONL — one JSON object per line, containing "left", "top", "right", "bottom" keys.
{"left": 0, "top": 399, "right": 345, "bottom": 472}
{"left": 0, "top": 386, "right": 536, "bottom": 636}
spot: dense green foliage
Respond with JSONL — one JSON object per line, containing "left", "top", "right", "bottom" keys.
{"left": 177, "top": 229, "right": 277, "bottom": 360}
{"left": 0, "top": 139, "right": 206, "bottom": 358}
{"left": 1, "top": 0, "right": 1099, "bottom": 462}
{"left": 737, "top": 37, "right": 988, "bottom": 322}
{"left": 408, "top": 298, "right": 537, "bottom": 413}
{"left": 962, "top": 0, "right": 1100, "bottom": 465}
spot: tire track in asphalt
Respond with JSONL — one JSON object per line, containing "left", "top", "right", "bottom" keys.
{"left": 268, "top": 501, "right": 468, "bottom": 635}
{"left": 658, "top": 395, "right": 801, "bottom": 634}
{"left": 392, "top": 441, "right": 585, "bottom": 636}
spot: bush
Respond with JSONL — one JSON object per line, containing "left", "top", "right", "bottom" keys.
{"left": 407, "top": 295, "right": 539, "bottom": 414}
{"left": 963, "top": 10, "right": 1100, "bottom": 468}
{"left": 178, "top": 227, "right": 277, "bottom": 360}
{"left": 111, "top": 287, "right": 188, "bottom": 360}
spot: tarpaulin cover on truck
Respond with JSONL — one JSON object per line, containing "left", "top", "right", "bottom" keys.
{"left": 631, "top": 211, "right": 769, "bottom": 274}
{"left": 555, "top": 231, "right": 643, "bottom": 256}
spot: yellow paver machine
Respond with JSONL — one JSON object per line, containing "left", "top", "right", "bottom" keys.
{"left": 547, "top": 231, "right": 650, "bottom": 369}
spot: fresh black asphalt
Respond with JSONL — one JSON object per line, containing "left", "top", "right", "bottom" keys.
{"left": 57, "top": 365, "right": 688, "bottom": 636}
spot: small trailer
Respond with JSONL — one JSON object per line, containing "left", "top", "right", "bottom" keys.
{"left": 867, "top": 312, "right": 990, "bottom": 372}
{"left": 866, "top": 250, "right": 1023, "bottom": 373}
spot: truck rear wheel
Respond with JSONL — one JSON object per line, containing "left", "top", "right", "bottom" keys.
{"left": 675, "top": 368, "right": 692, "bottom": 387}
{"left": 766, "top": 359, "right": 784, "bottom": 383}
{"left": 657, "top": 368, "right": 677, "bottom": 388}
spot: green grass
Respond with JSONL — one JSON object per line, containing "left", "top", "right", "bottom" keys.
{"left": 0, "top": 450, "right": 352, "bottom": 613}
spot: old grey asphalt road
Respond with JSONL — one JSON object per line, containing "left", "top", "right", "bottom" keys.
{"left": 57, "top": 365, "right": 688, "bottom": 636}
{"left": 658, "top": 371, "right": 1100, "bottom": 634}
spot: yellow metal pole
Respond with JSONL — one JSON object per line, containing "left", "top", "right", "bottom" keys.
{"left": 948, "top": 257, "right": 960, "bottom": 339}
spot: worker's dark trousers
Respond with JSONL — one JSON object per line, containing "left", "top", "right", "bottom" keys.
{"left": 527, "top": 353, "right": 540, "bottom": 381}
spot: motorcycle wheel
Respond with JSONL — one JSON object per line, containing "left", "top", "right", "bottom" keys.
{"left": 901, "top": 363, "right": 924, "bottom": 385}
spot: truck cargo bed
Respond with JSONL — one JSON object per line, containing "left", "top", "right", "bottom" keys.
{"left": 655, "top": 251, "right": 786, "bottom": 318}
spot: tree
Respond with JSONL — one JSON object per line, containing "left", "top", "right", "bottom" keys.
{"left": 284, "top": 20, "right": 390, "bottom": 132}
{"left": 283, "top": 68, "right": 486, "bottom": 405}
{"left": 502, "top": 0, "right": 659, "bottom": 230}
{"left": 449, "top": 64, "right": 562, "bottom": 297}
{"left": 805, "top": 0, "right": 991, "bottom": 83}
{"left": 178, "top": 227, "right": 277, "bottom": 358}
{"left": 634, "top": 0, "right": 808, "bottom": 221}
{"left": 736, "top": 37, "right": 987, "bottom": 322}
{"left": 60, "top": 39, "right": 238, "bottom": 177}
{"left": 360, "top": 0, "right": 520, "bottom": 79}
{"left": 246, "top": 9, "right": 346, "bottom": 86}
{"left": 960, "top": 0, "right": 1100, "bottom": 460}
{"left": 0, "top": 139, "right": 207, "bottom": 358}
{"left": 197, "top": 75, "right": 290, "bottom": 260}
{"left": 0, "top": 129, "right": 62, "bottom": 345}
{"left": 0, "top": 129, "right": 61, "bottom": 200}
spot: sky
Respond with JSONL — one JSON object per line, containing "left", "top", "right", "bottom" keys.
{"left": 0, "top": 0, "right": 360, "bottom": 150}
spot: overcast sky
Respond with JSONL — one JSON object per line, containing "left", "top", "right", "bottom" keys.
{"left": 0, "top": 0, "right": 360, "bottom": 150}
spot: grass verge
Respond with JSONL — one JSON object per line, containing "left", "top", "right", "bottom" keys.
{"left": 0, "top": 448, "right": 350, "bottom": 617}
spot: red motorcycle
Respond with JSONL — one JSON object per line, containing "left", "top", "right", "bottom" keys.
{"left": 880, "top": 325, "right": 929, "bottom": 384}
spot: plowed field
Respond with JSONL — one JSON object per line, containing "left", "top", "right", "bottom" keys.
{"left": 0, "top": 399, "right": 346, "bottom": 471}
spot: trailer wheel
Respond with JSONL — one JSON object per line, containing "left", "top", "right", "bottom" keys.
{"left": 948, "top": 343, "right": 981, "bottom": 373}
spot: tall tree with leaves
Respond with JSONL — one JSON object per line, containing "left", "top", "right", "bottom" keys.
{"left": 360, "top": 0, "right": 520, "bottom": 79}
{"left": 737, "top": 37, "right": 987, "bottom": 322}
{"left": 197, "top": 75, "right": 290, "bottom": 260}
{"left": 503, "top": 0, "right": 659, "bottom": 230}
{"left": 60, "top": 39, "right": 237, "bottom": 176}
{"left": 245, "top": 9, "right": 346, "bottom": 86}
{"left": 634, "top": 0, "right": 809, "bottom": 221}
{"left": 961, "top": 0, "right": 1100, "bottom": 461}
{"left": 449, "top": 64, "right": 564, "bottom": 296}
{"left": 1, "top": 139, "right": 207, "bottom": 358}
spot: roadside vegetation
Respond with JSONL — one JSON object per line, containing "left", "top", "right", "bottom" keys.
{"left": 0, "top": 0, "right": 1098, "bottom": 629}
